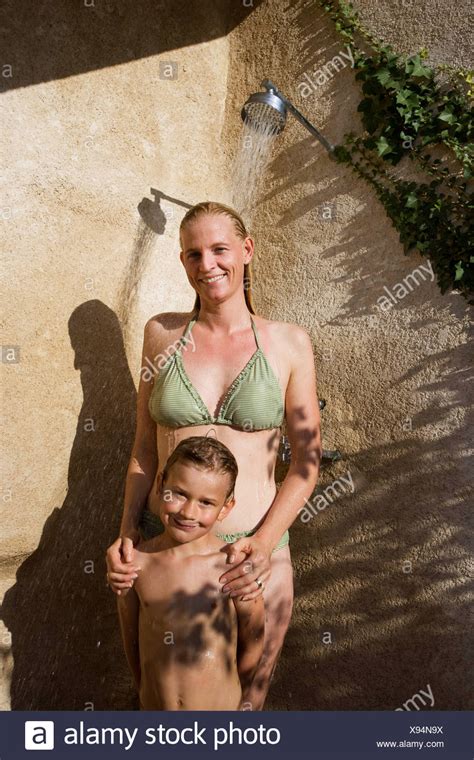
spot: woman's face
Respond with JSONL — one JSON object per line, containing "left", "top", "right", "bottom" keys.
{"left": 179, "top": 214, "right": 253, "bottom": 306}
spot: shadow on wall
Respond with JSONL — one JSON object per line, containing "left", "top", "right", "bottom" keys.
{"left": 239, "top": 55, "right": 474, "bottom": 709}
{"left": 248, "top": 0, "right": 471, "bottom": 325}
{"left": 0, "top": 301, "right": 138, "bottom": 709}
{"left": 117, "top": 190, "right": 193, "bottom": 347}
{"left": 263, "top": 134, "right": 470, "bottom": 324}
{"left": 138, "top": 189, "right": 193, "bottom": 235}
{"left": 241, "top": 4, "right": 416, "bottom": 320}
{"left": 0, "top": 0, "right": 263, "bottom": 92}
{"left": 268, "top": 337, "right": 473, "bottom": 710}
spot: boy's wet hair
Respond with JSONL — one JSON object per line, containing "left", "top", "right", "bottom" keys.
{"left": 162, "top": 436, "right": 238, "bottom": 501}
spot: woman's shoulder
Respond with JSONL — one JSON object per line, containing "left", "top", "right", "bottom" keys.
{"left": 140, "top": 311, "right": 195, "bottom": 364}
{"left": 146, "top": 310, "right": 195, "bottom": 333}
{"left": 254, "top": 314, "right": 312, "bottom": 348}
{"left": 144, "top": 311, "right": 195, "bottom": 348}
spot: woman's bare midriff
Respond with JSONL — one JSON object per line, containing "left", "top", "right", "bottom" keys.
{"left": 146, "top": 423, "right": 281, "bottom": 534}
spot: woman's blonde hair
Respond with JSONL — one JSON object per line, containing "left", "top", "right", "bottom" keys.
{"left": 179, "top": 201, "right": 255, "bottom": 315}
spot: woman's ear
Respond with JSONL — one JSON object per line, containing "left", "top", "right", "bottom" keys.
{"left": 242, "top": 236, "right": 254, "bottom": 265}
{"left": 217, "top": 497, "right": 236, "bottom": 522}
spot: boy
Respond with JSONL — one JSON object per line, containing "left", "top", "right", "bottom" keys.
{"left": 117, "top": 436, "right": 265, "bottom": 710}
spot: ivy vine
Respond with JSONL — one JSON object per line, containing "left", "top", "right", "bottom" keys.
{"left": 319, "top": 0, "right": 474, "bottom": 302}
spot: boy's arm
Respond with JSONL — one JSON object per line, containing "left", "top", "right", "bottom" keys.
{"left": 233, "top": 595, "right": 265, "bottom": 705}
{"left": 117, "top": 585, "right": 141, "bottom": 692}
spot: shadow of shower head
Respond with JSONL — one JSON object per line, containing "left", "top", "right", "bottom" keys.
{"left": 241, "top": 79, "right": 334, "bottom": 153}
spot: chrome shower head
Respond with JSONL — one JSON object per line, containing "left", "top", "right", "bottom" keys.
{"left": 241, "top": 82, "right": 287, "bottom": 135}
{"left": 241, "top": 79, "right": 334, "bottom": 153}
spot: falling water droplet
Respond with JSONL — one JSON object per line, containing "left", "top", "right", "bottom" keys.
{"left": 231, "top": 110, "right": 280, "bottom": 226}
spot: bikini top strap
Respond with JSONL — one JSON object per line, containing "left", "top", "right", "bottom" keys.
{"left": 250, "top": 316, "right": 261, "bottom": 350}
{"left": 182, "top": 313, "right": 260, "bottom": 350}
{"left": 180, "top": 315, "right": 197, "bottom": 347}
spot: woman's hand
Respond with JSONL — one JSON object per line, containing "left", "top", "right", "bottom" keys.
{"left": 219, "top": 536, "right": 272, "bottom": 600}
{"left": 106, "top": 531, "right": 141, "bottom": 596}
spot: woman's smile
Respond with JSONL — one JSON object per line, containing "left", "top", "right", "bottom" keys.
{"left": 199, "top": 272, "right": 228, "bottom": 284}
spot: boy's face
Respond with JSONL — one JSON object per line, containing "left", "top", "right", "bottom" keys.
{"left": 158, "top": 461, "right": 235, "bottom": 544}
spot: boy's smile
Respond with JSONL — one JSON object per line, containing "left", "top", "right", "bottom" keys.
{"left": 158, "top": 461, "right": 234, "bottom": 548}
{"left": 169, "top": 515, "right": 199, "bottom": 532}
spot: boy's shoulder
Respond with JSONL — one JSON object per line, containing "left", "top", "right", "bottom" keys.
{"left": 180, "top": 540, "right": 231, "bottom": 571}
{"left": 132, "top": 538, "right": 231, "bottom": 568}
{"left": 175, "top": 541, "right": 233, "bottom": 580}
{"left": 133, "top": 536, "right": 168, "bottom": 562}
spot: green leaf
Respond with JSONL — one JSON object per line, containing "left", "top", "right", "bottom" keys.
{"left": 376, "top": 136, "right": 392, "bottom": 156}
{"left": 438, "top": 110, "right": 456, "bottom": 124}
{"left": 376, "top": 68, "right": 398, "bottom": 87}
{"left": 405, "top": 54, "right": 433, "bottom": 78}
{"left": 396, "top": 89, "right": 419, "bottom": 107}
{"left": 412, "top": 60, "right": 433, "bottom": 78}
{"left": 454, "top": 262, "right": 464, "bottom": 281}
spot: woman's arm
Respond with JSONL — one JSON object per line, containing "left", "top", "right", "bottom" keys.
{"left": 254, "top": 325, "right": 322, "bottom": 547}
{"left": 233, "top": 595, "right": 265, "bottom": 704}
{"left": 221, "top": 325, "right": 322, "bottom": 598}
{"left": 117, "top": 584, "right": 141, "bottom": 692}
{"left": 106, "top": 318, "right": 159, "bottom": 594}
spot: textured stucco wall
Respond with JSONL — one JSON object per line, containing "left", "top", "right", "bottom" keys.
{"left": 1, "top": 0, "right": 472, "bottom": 710}
{"left": 0, "top": 0, "right": 233, "bottom": 710}
{"left": 222, "top": 0, "right": 473, "bottom": 710}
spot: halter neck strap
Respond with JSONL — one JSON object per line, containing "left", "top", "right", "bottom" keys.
{"left": 181, "top": 313, "right": 261, "bottom": 349}
{"left": 181, "top": 316, "right": 197, "bottom": 345}
{"left": 250, "top": 316, "right": 261, "bottom": 350}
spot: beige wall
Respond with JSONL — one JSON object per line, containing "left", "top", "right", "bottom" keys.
{"left": 1, "top": 0, "right": 232, "bottom": 710}
{"left": 1, "top": 0, "right": 472, "bottom": 710}
{"left": 223, "top": 0, "right": 473, "bottom": 710}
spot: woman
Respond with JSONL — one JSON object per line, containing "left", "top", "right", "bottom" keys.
{"left": 107, "top": 201, "right": 321, "bottom": 709}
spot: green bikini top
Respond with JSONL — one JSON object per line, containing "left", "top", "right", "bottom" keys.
{"left": 148, "top": 314, "right": 284, "bottom": 431}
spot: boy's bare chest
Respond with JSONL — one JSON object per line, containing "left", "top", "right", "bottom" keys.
{"left": 136, "top": 557, "right": 236, "bottom": 657}
{"left": 136, "top": 555, "right": 229, "bottom": 617}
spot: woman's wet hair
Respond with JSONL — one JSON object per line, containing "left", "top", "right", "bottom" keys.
{"left": 179, "top": 201, "right": 255, "bottom": 314}
{"left": 161, "top": 435, "right": 238, "bottom": 501}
